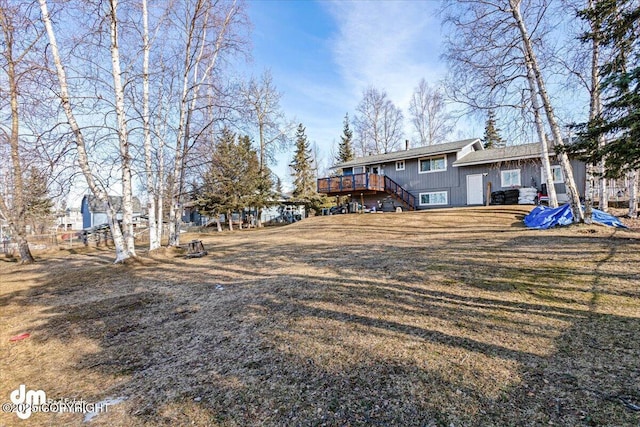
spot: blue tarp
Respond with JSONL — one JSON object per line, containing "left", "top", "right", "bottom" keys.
{"left": 524, "top": 204, "right": 628, "bottom": 229}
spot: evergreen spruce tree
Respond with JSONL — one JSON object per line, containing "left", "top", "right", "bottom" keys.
{"left": 196, "top": 129, "right": 261, "bottom": 230}
{"left": 482, "top": 110, "right": 505, "bottom": 149}
{"left": 24, "top": 166, "right": 53, "bottom": 233}
{"left": 573, "top": 1, "right": 639, "bottom": 176}
{"left": 336, "top": 113, "right": 355, "bottom": 164}
{"left": 291, "top": 123, "right": 321, "bottom": 214}
{"left": 274, "top": 175, "right": 284, "bottom": 196}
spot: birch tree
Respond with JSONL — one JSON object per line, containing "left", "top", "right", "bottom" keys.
{"left": 167, "top": 0, "right": 246, "bottom": 246}
{"left": 39, "top": 0, "right": 131, "bottom": 262}
{"left": 523, "top": 48, "right": 559, "bottom": 207}
{"left": 444, "top": 1, "right": 558, "bottom": 206}
{"left": 139, "top": 0, "right": 172, "bottom": 250}
{"left": 354, "top": 87, "right": 404, "bottom": 156}
{"left": 107, "top": 0, "right": 136, "bottom": 257}
{"left": 444, "top": 0, "right": 583, "bottom": 218}
{"left": 409, "top": 79, "right": 453, "bottom": 146}
{"left": 509, "top": 0, "right": 584, "bottom": 221}
{"left": 584, "top": 0, "right": 608, "bottom": 212}
{"left": 240, "top": 70, "right": 292, "bottom": 226}
{"left": 141, "top": 0, "right": 159, "bottom": 250}
{"left": 0, "top": 2, "right": 36, "bottom": 263}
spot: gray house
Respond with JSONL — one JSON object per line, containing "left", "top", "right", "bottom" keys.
{"left": 317, "top": 138, "right": 586, "bottom": 210}
{"left": 81, "top": 195, "right": 143, "bottom": 229}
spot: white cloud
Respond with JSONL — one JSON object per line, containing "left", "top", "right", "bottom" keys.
{"left": 326, "top": 0, "right": 446, "bottom": 111}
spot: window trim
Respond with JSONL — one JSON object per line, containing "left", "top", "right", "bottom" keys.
{"left": 540, "top": 165, "right": 564, "bottom": 184}
{"left": 418, "top": 155, "right": 447, "bottom": 174}
{"left": 395, "top": 160, "right": 405, "bottom": 171}
{"left": 418, "top": 191, "right": 448, "bottom": 206}
{"left": 500, "top": 169, "right": 521, "bottom": 188}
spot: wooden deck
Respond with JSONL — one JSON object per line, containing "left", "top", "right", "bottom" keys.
{"left": 317, "top": 173, "right": 416, "bottom": 210}
{"left": 317, "top": 173, "right": 384, "bottom": 195}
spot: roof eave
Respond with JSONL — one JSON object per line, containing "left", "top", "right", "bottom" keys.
{"left": 453, "top": 153, "right": 542, "bottom": 167}
{"left": 332, "top": 138, "right": 482, "bottom": 170}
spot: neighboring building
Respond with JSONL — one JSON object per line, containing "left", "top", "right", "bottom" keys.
{"left": 80, "top": 195, "right": 143, "bottom": 229}
{"left": 56, "top": 208, "right": 84, "bottom": 230}
{"left": 182, "top": 193, "right": 306, "bottom": 227}
{"left": 318, "top": 138, "right": 586, "bottom": 210}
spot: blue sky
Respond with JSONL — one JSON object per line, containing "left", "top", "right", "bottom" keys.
{"left": 244, "top": 0, "right": 469, "bottom": 187}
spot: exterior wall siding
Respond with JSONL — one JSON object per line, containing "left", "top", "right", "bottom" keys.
{"left": 379, "top": 153, "right": 463, "bottom": 209}
{"left": 456, "top": 159, "right": 586, "bottom": 206}
{"left": 343, "top": 151, "right": 586, "bottom": 209}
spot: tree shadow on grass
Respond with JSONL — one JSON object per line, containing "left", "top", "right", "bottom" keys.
{"left": 0, "top": 231, "right": 639, "bottom": 426}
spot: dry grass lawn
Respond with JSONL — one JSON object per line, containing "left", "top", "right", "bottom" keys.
{"left": 1, "top": 206, "right": 640, "bottom": 426}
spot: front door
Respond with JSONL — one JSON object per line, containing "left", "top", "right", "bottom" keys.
{"left": 466, "top": 174, "right": 484, "bottom": 205}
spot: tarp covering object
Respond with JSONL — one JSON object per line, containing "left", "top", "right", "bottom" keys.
{"left": 524, "top": 204, "right": 628, "bottom": 229}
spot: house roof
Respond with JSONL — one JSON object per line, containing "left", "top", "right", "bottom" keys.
{"left": 81, "top": 195, "right": 142, "bottom": 214}
{"left": 452, "top": 143, "right": 546, "bottom": 167}
{"left": 333, "top": 138, "right": 483, "bottom": 169}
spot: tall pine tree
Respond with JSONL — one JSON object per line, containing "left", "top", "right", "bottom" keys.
{"left": 196, "top": 129, "right": 261, "bottom": 230}
{"left": 573, "top": 1, "right": 639, "bottom": 176}
{"left": 24, "top": 167, "right": 53, "bottom": 234}
{"left": 291, "top": 123, "right": 321, "bottom": 215}
{"left": 482, "top": 110, "right": 505, "bottom": 149}
{"left": 336, "top": 113, "right": 355, "bottom": 164}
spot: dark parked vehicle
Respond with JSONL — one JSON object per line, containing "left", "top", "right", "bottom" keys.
{"left": 329, "top": 205, "right": 348, "bottom": 215}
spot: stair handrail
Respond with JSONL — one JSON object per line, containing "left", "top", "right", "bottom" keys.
{"left": 383, "top": 176, "right": 415, "bottom": 209}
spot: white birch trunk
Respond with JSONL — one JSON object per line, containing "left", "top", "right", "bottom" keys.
{"left": 598, "top": 161, "right": 608, "bottom": 211}
{"left": 151, "top": 97, "right": 168, "bottom": 246}
{"left": 629, "top": 170, "right": 638, "bottom": 218}
{"left": 156, "top": 134, "right": 165, "bottom": 246}
{"left": 141, "top": 0, "right": 159, "bottom": 251}
{"left": 584, "top": 0, "right": 604, "bottom": 224}
{"left": 0, "top": 7, "right": 35, "bottom": 263}
{"left": 522, "top": 48, "right": 558, "bottom": 207}
{"left": 533, "top": 97, "right": 558, "bottom": 208}
{"left": 168, "top": 2, "right": 238, "bottom": 245}
{"left": 584, "top": 163, "right": 594, "bottom": 224}
{"left": 108, "top": 0, "right": 136, "bottom": 257}
{"left": 510, "top": 0, "right": 584, "bottom": 222}
{"left": 39, "top": 0, "right": 129, "bottom": 262}
{"left": 167, "top": 15, "right": 195, "bottom": 247}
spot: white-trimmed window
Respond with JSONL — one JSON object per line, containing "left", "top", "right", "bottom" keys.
{"left": 541, "top": 165, "right": 564, "bottom": 184}
{"left": 419, "top": 191, "right": 448, "bottom": 206}
{"left": 501, "top": 169, "right": 521, "bottom": 187}
{"left": 418, "top": 155, "right": 447, "bottom": 173}
{"left": 396, "top": 160, "right": 405, "bottom": 171}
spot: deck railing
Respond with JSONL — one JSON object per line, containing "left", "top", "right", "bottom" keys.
{"left": 317, "top": 173, "right": 384, "bottom": 193}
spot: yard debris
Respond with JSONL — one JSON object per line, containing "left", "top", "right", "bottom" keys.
{"left": 185, "top": 239, "right": 208, "bottom": 258}
{"left": 609, "top": 395, "right": 640, "bottom": 412}
{"left": 9, "top": 333, "right": 30, "bottom": 341}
